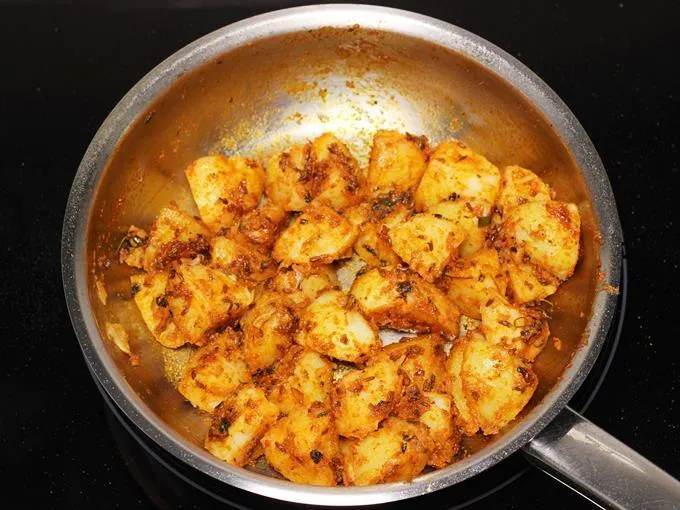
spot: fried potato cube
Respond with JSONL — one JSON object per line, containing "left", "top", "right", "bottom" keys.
{"left": 445, "top": 248, "right": 508, "bottom": 319}
{"left": 414, "top": 140, "right": 501, "bottom": 217}
{"left": 131, "top": 271, "right": 185, "bottom": 348}
{"left": 236, "top": 202, "right": 287, "bottom": 248}
{"left": 143, "top": 207, "right": 212, "bottom": 271}
{"left": 448, "top": 332, "right": 538, "bottom": 435}
{"left": 342, "top": 418, "right": 434, "bottom": 486}
{"left": 266, "top": 142, "right": 313, "bottom": 212}
{"left": 167, "top": 263, "right": 254, "bottom": 345}
{"left": 389, "top": 213, "right": 465, "bottom": 282}
{"left": 367, "top": 130, "right": 430, "bottom": 195}
{"left": 497, "top": 165, "right": 553, "bottom": 214}
{"left": 505, "top": 261, "right": 559, "bottom": 304}
{"left": 480, "top": 300, "right": 550, "bottom": 361}
{"left": 350, "top": 268, "right": 461, "bottom": 337}
{"left": 205, "top": 385, "right": 278, "bottom": 466}
{"left": 430, "top": 201, "right": 486, "bottom": 258}
{"left": 295, "top": 290, "right": 380, "bottom": 363}
{"left": 211, "top": 236, "right": 276, "bottom": 283}
{"left": 241, "top": 292, "right": 297, "bottom": 372}
{"left": 273, "top": 204, "right": 358, "bottom": 266}
{"left": 333, "top": 355, "right": 402, "bottom": 439}
{"left": 178, "top": 330, "right": 251, "bottom": 412}
{"left": 501, "top": 200, "right": 580, "bottom": 281}
{"left": 185, "top": 155, "right": 265, "bottom": 232}
{"left": 309, "top": 133, "right": 363, "bottom": 211}
{"left": 419, "top": 392, "right": 457, "bottom": 468}
{"left": 118, "top": 225, "right": 148, "bottom": 269}
{"left": 382, "top": 334, "right": 447, "bottom": 393}
{"left": 261, "top": 409, "right": 340, "bottom": 486}
{"left": 446, "top": 336, "right": 480, "bottom": 436}
{"left": 267, "top": 265, "right": 339, "bottom": 308}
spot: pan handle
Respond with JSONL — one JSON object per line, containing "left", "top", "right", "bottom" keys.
{"left": 522, "top": 406, "right": 680, "bottom": 509}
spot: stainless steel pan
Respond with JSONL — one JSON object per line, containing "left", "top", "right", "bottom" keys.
{"left": 62, "top": 5, "right": 680, "bottom": 508}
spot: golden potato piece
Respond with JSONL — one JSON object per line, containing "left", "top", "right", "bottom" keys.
{"left": 501, "top": 200, "right": 581, "bottom": 281}
{"left": 205, "top": 385, "right": 278, "bottom": 466}
{"left": 430, "top": 201, "right": 486, "bottom": 258}
{"left": 445, "top": 248, "right": 508, "bottom": 319}
{"left": 166, "top": 263, "right": 254, "bottom": 345}
{"left": 446, "top": 336, "right": 480, "bottom": 436}
{"left": 480, "top": 300, "right": 550, "bottom": 361}
{"left": 506, "top": 260, "right": 559, "bottom": 304}
{"left": 261, "top": 408, "right": 340, "bottom": 486}
{"left": 414, "top": 140, "right": 501, "bottom": 217}
{"left": 185, "top": 155, "right": 265, "bottom": 232}
{"left": 367, "top": 130, "right": 429, "bottom": 195}
{"left": 273, "top": 204, "right": 358, "bottom": 266}
{"left": 143, "top": 207, "right": 212, "bottom": 271}
{"left": 266, "top": 142, "right": 313, "bottom": 212}
{"left": 178, "top": 330, "right": 251, "bottom": 412}
{"left": 296, "top": 290, "right": 380, "bottom": 363}
{"left": 105, "top": 322, "right": 131, "bottom": 356}
{"left": 236, "top": 202, "right": 287, "bottom": 248}
{"left": 389, "top": 213, "right": 465, "bottom": 282}
{"left": 419, "top": 392, "right": 458, "bottom": 468}
{"left": 118, "top": 225, "right": 148, "bottom": 269}
{"left": 241, "top": 292, "right": 297, "bottom": 372}
{"left": 333, "top": 355, "right": 402, "bottom": 439}
{"left": 497, "top": 165, "right": 553, "bottom": 215}
{"left": 131, "top": 271, "right": 185, "bottom": 348}
{"left": 342, "top": 418, "right": 434, "bottom": 486}
{"left": 211, "top": 236, "right": 276, "bottom": 283}
{"left": 350, "top": 267, "right": 461, "bottom": 337}
{"left": 267, "top": 265, "right": 339, "bottom": 308}
{"left": 309, "top": 133, "right": 363, "bottom": 211}
{"left": 382, "top": 334, "right": 447, "bottom": 393}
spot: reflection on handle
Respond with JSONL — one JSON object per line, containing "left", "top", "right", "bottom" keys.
{"left": 523, "top": 406, "right": 680, "bottom": 509}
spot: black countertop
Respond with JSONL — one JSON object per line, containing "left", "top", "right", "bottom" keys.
{"left": 2, "top": 1, "right": 679, "bottom": 508}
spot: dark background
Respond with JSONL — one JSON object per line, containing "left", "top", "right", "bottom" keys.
{"left": 1, "top": 0, "right": 679, "bottom": 508}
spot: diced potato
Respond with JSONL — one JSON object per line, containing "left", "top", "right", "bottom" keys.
{"left": 480, "top": 300, "right": 550, "bottom": 361}
{"left": 382, "top": 334, "right": 448, "bottom": 393}
{"left": 445, "top": 248, "right": 508, "bottom": 319}
{"left": 414, "top": 140, "right": 501, "bottom": 217}
{"left": 236, "top": 202, "right": 287, "bottom": 248}
{"left": 367, "top": 130, "right": 430, "bottom": 194}
{"left": 266, "top": 142, "right": 313, "bottom": 212}
{"left": 267, "top": 265, "right": 339, "bottom": 308}
{"left": 241, "top": 292, "right": 297, "bottom": 372}
{"left": 131, "top": 271, "right": 185, "bottom": 348}
{"left": 333, "top": 355, "right": 402, "bottom": 439}
{"left": 211, "top": 236, "right": 276, "bottom": 283}
{"left": 309, "top": 133, "right": 363, "bottom": 211}
{"left": 295, "top": 290, "right": 380, "bottom": 363}
{"left": 501, "top": 200, "right": 581, "bottom": 281}
{"left": 506, "top": 260, "right": 559, "bottom": 304}
{"left": 419, "top": 392, "right": 457, "bottom": 468}
{"left": 178, "top": 330, "right": 251, "bottom": 412}
{"left": 185, "top": 155, "right": 265, "bottom": 232}
{"left": 273, "top": 204, "right": 358, "bottom": 266}
{"left": 350, "top": 267, "right": 461, "bottom": 337}
{"left": 497, "top": 165, "right": 553, "bottom": 215}
{"left": 261, "top": 408, "right": 340, "bottom": 486}
{"left": 446, "top": 336, "right": 479, "bottom": 436}
{"left": 342, "top": 418, "right": 434, "bottom": 486}
{"left": 430, "top": 201, "right": 486, "bottom": 258}
{"left": 166, "top": 263, "right": 254, "bottom": 345}
{"left": 389, "top": 213, "right": 465, "bottom": 282}
{"left": 143, "top": 207, "right": 212, "bottom": 271}
{"left": 205, "top": 385, "right": 278, "bottom": 466}
{"left": 118, "top": 225, "right": 148, "bottom": 269}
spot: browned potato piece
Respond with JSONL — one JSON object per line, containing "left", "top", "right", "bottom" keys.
{"left": 342, "top": 418, "right": 434, "bottom": 486}
{"left": 309, "top": 133, "right": 363, "bottom": 211}
{"left": 143, "top": 207, "right": 212, "bottom": 271}
{"left": 480, "top": 300, "right": 550, "bottom": 361}
{"left": 505, "top": 260, "right": 559, "bottom": 304}
{"left": 241, "top": 292, "right": 297, "bottom": 372}
{"left": 446, "top": 336, "right": 480, "bottom": 436}
{"left": 131, "top": 271, "right": 185, "bottom": 348}
{"left": 267, "top": 265, "right": 339, "bottom": 308}
{"left": 166, "top": 263, "right": 254, "bottom": 345}
{"left": 178, "top": 330, "right": 251, "bottom": 412}
{"left": 266, "top": 142, "right": 313, "bottom": 212}
{"left": 185, "top": 155, "right": 265, "bottom": 232}
{"left": 350, "top": 267, "right": 461, "bottom": 337}
{"left": 367, "top": 130, "right": 429, "bottom": 194}
{"left": 295, "top": 290, "right": 380, "bottom": 363}
{"left": 382, "top": 334, "right": 447, "bottom": 393}
{"left": 501, "top": 200, "right": 581, "bottom": 281}
{"left": 273, "top": 204, "right": 358, "bottom": 266}
{"left": 205, "top": 385, "right": 278, "bottom": 466}
{"left": 236, "top": 202, "right": 287, "bottom": 248}
{"left": 261, "top": 408, "right": 340, "bottom": 486}
{"left": 414, "top": 140, "right": 501, "bottom": 217}
{"left": 389, "top": 213, "right": 465, "bottom": 282}
{"left": 497, "top": 165, "right": 553, "bottom": 215}
{"left": 211, "top": 236, "right": 277, "bottom": 283}
{"left": 445, "top": 248, "right": 508, "bottom": 319}
{"left": 430, "top": 201, "right": 486, "bottom": 258}
{"left": 118, "top": 225, "right": 148, "bottom": 269}
{"left": 333, "top": 355, "right": 402, "bottom": 439}
{"left": 419, "top": 392, "right": 457, "bottom": 468}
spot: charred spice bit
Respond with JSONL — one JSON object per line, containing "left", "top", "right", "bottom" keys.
{"left": 448, "top": 192, "right": 458, "bottom": 201}
{"left": 219, "top": 197, "right": 229, "bottom": 205}
{"left": 401, "top": 441, "right": 408, "bottom": 453}
{"left": 397, "top": 281, "right": 413, "bottom": 297}
{"left": 300, "top": 218, "right": 309, "bottom": 225}
{"left": 155, "top": 295, "right": 168, "bottom": 308}
{"left": 131, "top": 283, "right": 141, "bottom": 296}
{"left": 127, "top": 235, "right": 145, "bottom": 248}
{"left": 516, "top": 366, "right": 531, "bottom": 383}
{"left": 219, "top": 418, "right": 230, "bottom": 434}
{"left": 309, "top": 450, "right": 323, "bottom": 464}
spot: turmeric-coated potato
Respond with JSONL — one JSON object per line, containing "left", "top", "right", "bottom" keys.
{"left": 497, "top": 165, "right": 553, "bottom": 215}
{"left": 119, "top": 225, "right": 148, "bottom": 269}
{"left": 266, "top": 142, "right": 314, "bottom": 212}
{"left": 505, "top": 260, "right": 559, "bottom": 304}
{"left": 382, "top": 334, "right": 447, "bottom": 393}
{"left": 236, "top": 202, "right": 287, "bottom": 248}
{"left": 430, "top": 201, "right": 486, "bottom": 258}
{"left": 211, "top": 235, "right": 277, "bottom": 283}
{"left": 367, "top": 130, "right": 430, "bottom": 195}
{"left": 267, "top": 265, "right": 339, "bottom": 308}
{"left": 131, "top": 271, "right": 185, "bottom": 348}
{"left": 418, "top": 392, "right": 457, "bottom": 468}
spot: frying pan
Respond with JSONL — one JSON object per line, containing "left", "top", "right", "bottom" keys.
{"left": 61, "top": 5, "right": 680, "bottom": 508}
